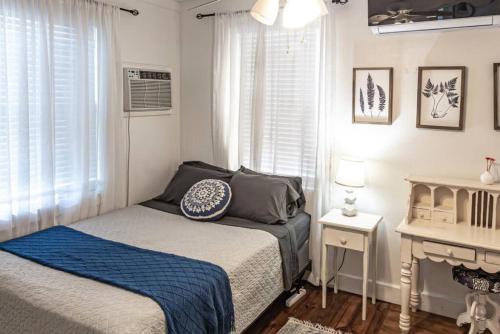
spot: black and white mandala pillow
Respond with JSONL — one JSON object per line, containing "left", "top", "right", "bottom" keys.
{"left": 180, "top": 179, "right": 232, "bottom": 221}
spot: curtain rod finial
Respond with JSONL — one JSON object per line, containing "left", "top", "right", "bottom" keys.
{"left": 120, "top": 8, "right": 139, "bottom": 16}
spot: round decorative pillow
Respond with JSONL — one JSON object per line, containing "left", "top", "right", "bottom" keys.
{"left": 180, "top": 179, "right": 232, "bottom": 221}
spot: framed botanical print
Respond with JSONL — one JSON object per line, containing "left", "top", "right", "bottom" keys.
{"left": 353, "top": 67, "right": 393, "bottom": 125}
{"left": 417, "top": 66, "right": 466, "bottom": 130}
{"left": 494, "top": 63, "right": 500, "bottom": 130}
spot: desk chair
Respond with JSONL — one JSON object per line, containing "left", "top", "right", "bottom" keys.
{"left": 453, "top": 266, "right": 500, "bottom": 334}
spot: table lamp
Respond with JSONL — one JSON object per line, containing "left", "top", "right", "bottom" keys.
{"left": 335, "top": 158, "right": 365, "bottom": 217}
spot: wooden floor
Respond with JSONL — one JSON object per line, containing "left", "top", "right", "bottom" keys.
{"left": 254, "top": 285, "right": 470, "bottom": 334}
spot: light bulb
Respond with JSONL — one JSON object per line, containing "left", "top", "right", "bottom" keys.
{"left": 283, "top": 0, "right": 328, "bottom": 29}
{"left": 251, "top": 0, "right": 280, "bottom": 25}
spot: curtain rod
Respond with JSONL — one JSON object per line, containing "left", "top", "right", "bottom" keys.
{"left": 120, "top": 7, "right": 139, "bottom": 16}
{"left": 196, "top": 0, "right": 348, "bottom": 20}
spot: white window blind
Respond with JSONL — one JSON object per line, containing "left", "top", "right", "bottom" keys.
{"left": 0, "top": 15, "right": 98, "bottom": 217}
{"left": 238, "top": 23, "right": 321, "bottom": 187}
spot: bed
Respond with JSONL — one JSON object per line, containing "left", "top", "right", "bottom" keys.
{"left": 0, "top": 203, "right": 310, "bottom": 334}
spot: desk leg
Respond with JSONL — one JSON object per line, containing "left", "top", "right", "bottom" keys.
{"left": 400, "top": 261, "right": 412, "bottom": 334}
{"left": 371, "top": 230, "right": 377, "bottom": 304}
{"left": 321, "top": 231, "right": 327, "bottom": 309}
{"left": 410, "top": 257, "right": 420, "bottom": 312}
{"left": 362, "top": 235, "right": 369, "bottom": 321}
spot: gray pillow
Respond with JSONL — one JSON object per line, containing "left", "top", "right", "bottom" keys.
{"left": 239, "top": 166, "right": 305, "bottom": 217}
{"left": 227, "top": 172, "right": 289, "bottom": 224}
{"left": 184, "top": 161, "right": 234, "bottom": 174}
{"left": 157, "top": 164, "right": 233, "bottom": 205}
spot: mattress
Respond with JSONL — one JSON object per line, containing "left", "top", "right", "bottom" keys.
{"left": 0, "top": 205, "right": 284, "bottom": 334}
{"left": 142, "top": 200, "right": 311, "bottom": 289}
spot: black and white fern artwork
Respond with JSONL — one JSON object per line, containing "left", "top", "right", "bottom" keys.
{"left": 366, "top": 74, "right": 375, "bottom": 112}
{"left": 376, "top": 85, "right": 386, "bottom": 113}
{"left": 421, "top": 77, "right": 459, "bottom": 119}
{"left": 354, "top": 68, "right": 392, "bottom": 124}
{"left": 417, "top": 67, "right": 465, "bottom": 130}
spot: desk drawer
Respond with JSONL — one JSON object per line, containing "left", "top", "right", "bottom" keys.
{"left": 485, "top": 252, "right": 500, "bottom": 265}
{"left": 412, "top": 207, "right": 430, "bottom": 220}
{"left": 323, "top": 228, "right": 364, "bottom": 252}
{"left": 423, "top": 241, "right": 476, "bottom": 262}
{"left": 432, "top": 210, "right": 454, "bottom": 224}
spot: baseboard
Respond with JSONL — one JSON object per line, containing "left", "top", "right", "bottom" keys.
{"left": 328, "top": 273, "right": 465, "bottom": 319}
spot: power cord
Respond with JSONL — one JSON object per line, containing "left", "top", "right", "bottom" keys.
{"left": 337, "top": 249, "right": 347, "bottom": 272}
{"left": 125, "top": 110, "right": 131, "bottom": 207}
{"left": 326, "top": 249, "right": 347, "bottom": 286}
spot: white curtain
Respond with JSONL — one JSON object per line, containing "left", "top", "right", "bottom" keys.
{"left": 212, "top": 7, "right": 336, "bottom": 284}
{"left": 309, "top": 7, "right": 336, "bottom": 285}
{"left": 0, "top": 0, "right": 125, "bottom": 241}
{"left": 212, "top": 12, "right": 254, "bottom": 170}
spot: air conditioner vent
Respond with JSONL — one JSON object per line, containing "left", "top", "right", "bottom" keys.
{"left": 124, "top": 68, "right": 172, "bottom": 112}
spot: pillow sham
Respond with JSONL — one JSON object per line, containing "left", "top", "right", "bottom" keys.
{"left": 181, "top": 179, "right": 232, "bottom": 221}
{"left": 157, "top": 164, "right": 233, "bottom": 205}
{"left": 239, "top": 166, "right": 305, "bottom": 217}
{"left": 227, "top": 172, "right": 289, "bottom": 224}
{"left": 183, "top": 161, "right": 234, "bottom": 174}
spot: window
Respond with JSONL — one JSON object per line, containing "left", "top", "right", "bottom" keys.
{"left": 0, "top": 15, "right": 99, "bottom": 217}
{"left": 237, "top": 22, "right": 321, "bottom": 187}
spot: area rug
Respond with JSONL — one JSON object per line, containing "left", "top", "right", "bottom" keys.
{"left": 277, "top": 317, "right": 349, "bottom": 334}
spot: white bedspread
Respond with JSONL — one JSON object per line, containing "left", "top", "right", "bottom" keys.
{"left": 0, "top": 205, "right": 284, "bottom": 334}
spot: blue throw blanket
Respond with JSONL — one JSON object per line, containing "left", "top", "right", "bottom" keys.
{"left": 0, "top": 226, "right": 235, "bottom": 334}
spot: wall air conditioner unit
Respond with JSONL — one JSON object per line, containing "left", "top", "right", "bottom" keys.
{"left": 371, "top": 15, "right": 500, "bottom": 35}
{"left": 123, "top": 67, "right": 172, "bottom": 113}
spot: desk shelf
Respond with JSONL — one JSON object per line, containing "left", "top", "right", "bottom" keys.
{"left": 406, "top": 176, "right": 500, "bottom": 230}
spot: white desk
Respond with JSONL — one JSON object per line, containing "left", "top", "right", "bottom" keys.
{"left": 397, "top": 219, "right": 500, "bottom": 333}
{"left": 397, "top": 176, "right": 500, "bottom": 334}
{"left": 320, "top": 209, "right": 383, "bottom": 320}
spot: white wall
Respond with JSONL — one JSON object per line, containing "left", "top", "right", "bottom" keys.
{"left": 180, "top": 0, "right": 500, "bottom": 318}
{"left": 332, "top": 0, "right": 500, "bottom": 317}
{"left": 116, "top": 0, "right": 182, "bottom": 204}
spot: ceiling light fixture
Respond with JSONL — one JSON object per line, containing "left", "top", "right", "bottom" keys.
{"left": 282, "top": 0, "right": 328, "bottom": 29}
{"left": 251, "top": 0, "right": 280, "bottom": 26}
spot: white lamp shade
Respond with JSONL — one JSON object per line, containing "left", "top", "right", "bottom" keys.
{"left": 283, "top": 0, "right": 328, "bottom": 29}
{"left": 251, "top": 0, "right": 280, "bottom": 26}
{"left": 335, "top": 158, "right": 365, "bottom": 188}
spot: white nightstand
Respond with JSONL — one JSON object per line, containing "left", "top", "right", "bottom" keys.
{"left": 320, "top": 209, "right": 383, "bottom": 321}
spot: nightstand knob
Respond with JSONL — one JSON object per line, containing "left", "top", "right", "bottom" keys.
{"left": 447, "top": 249, "right": 453, "bottom": 256}
{"left": 340, "top": 238, "right": 347, "bottom": 245}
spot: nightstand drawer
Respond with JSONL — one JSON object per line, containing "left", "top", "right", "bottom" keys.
{"left": 323, "top": 227, "right": 364, "bottom": 252}
{"left": 422, "top": 241, "right": 476, "bottom": 262}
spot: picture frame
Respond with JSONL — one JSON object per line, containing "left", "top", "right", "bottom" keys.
{"left": 417, "top": 66, "right": 466, "bottom": 130}
{"left": 494, "top": 63, "right": 500, "bottom": 130}
{"left": 352, "top": 67, "right": 393, "bottom": 125}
